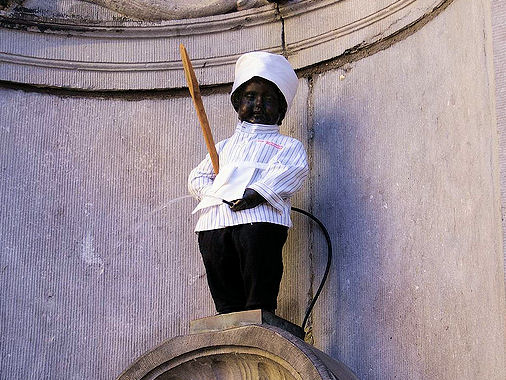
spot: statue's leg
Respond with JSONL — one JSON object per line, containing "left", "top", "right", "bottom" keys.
{"left": 198, "top": 228, "right": 246, "bottom": 313}
{"left": 233, "top": 223, "right": 288, "bottom": 313}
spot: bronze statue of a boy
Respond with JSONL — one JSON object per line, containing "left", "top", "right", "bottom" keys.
{"left": 189, "top": 52, "right": 308, "bottom": 314}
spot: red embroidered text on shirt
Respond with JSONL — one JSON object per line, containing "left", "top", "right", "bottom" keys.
{"left": 257, "top": 140, "right": 283, "bottom": 149}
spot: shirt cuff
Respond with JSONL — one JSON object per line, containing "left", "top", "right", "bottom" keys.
{"left": 248, "top": 183, "right": 285, "bottom": 213}
{"left": 189, "top": 183, "right": 213, "bottom": 201}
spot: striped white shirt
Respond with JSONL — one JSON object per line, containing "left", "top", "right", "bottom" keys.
{"left": 188, "top": 121, "right": 309, "bottom": 232}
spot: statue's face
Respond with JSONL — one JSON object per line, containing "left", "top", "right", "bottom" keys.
{"left": 237, "top": 78, "right": 281, "bottom": 125}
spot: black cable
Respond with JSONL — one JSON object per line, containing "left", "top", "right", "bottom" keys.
{"left": 222, "top": 199, "right": 332, "bottom": 331}
{"left": 291, "top": 207, "right": 333, "bottom": 332}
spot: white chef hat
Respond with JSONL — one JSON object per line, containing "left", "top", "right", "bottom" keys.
{"left": 230, "top": 51, "right": 298, "bottom": 113}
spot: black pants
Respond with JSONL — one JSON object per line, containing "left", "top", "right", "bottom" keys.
{"left": 198, "top": 223, "right": 288, "bottom": 314}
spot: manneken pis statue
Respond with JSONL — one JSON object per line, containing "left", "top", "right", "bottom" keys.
{"left": 188, "top": 51, "right": 309, "bottom": 314}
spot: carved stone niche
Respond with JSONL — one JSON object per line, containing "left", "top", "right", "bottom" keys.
{"left": 0, "top": 0, "right": 449, "bottom": 91}
{"left": 117, "top": 311, "right": 359, "bottom": 380}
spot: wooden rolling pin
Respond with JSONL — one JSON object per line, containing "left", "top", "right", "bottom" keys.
{"left": 179, "top": 43, "right": 219, "bottom": 174}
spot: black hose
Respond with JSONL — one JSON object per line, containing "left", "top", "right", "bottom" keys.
{"left": 291, "top": 207, "right": 333, "bottom": 332}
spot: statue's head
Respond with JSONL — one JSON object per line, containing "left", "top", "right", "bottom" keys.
{"left": 230, "top": 51, "right": 298, "bottom": 125}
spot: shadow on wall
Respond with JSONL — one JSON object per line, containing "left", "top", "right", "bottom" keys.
{"left": 312, "top": 86, "right": 387, "bottom": 376}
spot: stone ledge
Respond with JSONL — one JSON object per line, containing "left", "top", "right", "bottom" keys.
{"left": 117, "top": 323, "right": 359, "bottom": 380}
{"left": 189, "top": 309, "right": 305, "bottom": 339}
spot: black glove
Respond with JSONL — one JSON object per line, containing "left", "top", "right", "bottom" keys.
{"left": 229, "top": 188, "right": 265, "bottom": 212}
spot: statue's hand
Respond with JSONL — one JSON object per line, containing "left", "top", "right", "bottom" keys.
{"left": 229, "top": 188, "right": 265, "bottom": 211}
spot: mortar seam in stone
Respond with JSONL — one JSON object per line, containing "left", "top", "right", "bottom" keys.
{"left": 276, "top": 3, "right": 286, "bottom": 56}
{"left": 305, "top": 74, "right": 316, "bottom": 341}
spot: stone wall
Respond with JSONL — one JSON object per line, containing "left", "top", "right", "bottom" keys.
{"left": 1, "top": 0, "right": 505, "bottom": 379}
{"left": 0, "top": 73, "right": 312, "bottom": 380}
{"left": 492, "top": 0, "right": 506, "bottom": 280}
{"left": 309, "top": 1, "right": 504, "bottom": 377}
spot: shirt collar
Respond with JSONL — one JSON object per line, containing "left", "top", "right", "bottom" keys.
{"left": 236, "top": 121, "right": 280, "bottom": 134}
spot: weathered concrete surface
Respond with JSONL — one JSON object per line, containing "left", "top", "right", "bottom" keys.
{"left": 0, "top": 90, "right": 212, "bottom": 378}
{"left": 309, "top": 0, "right": 505, "bottom": 378}
{"left": 0, "top": 85, "right": 312, "bottom": 379}
{"left": 492, "top": 0, "right": 506, "bottom": 279}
